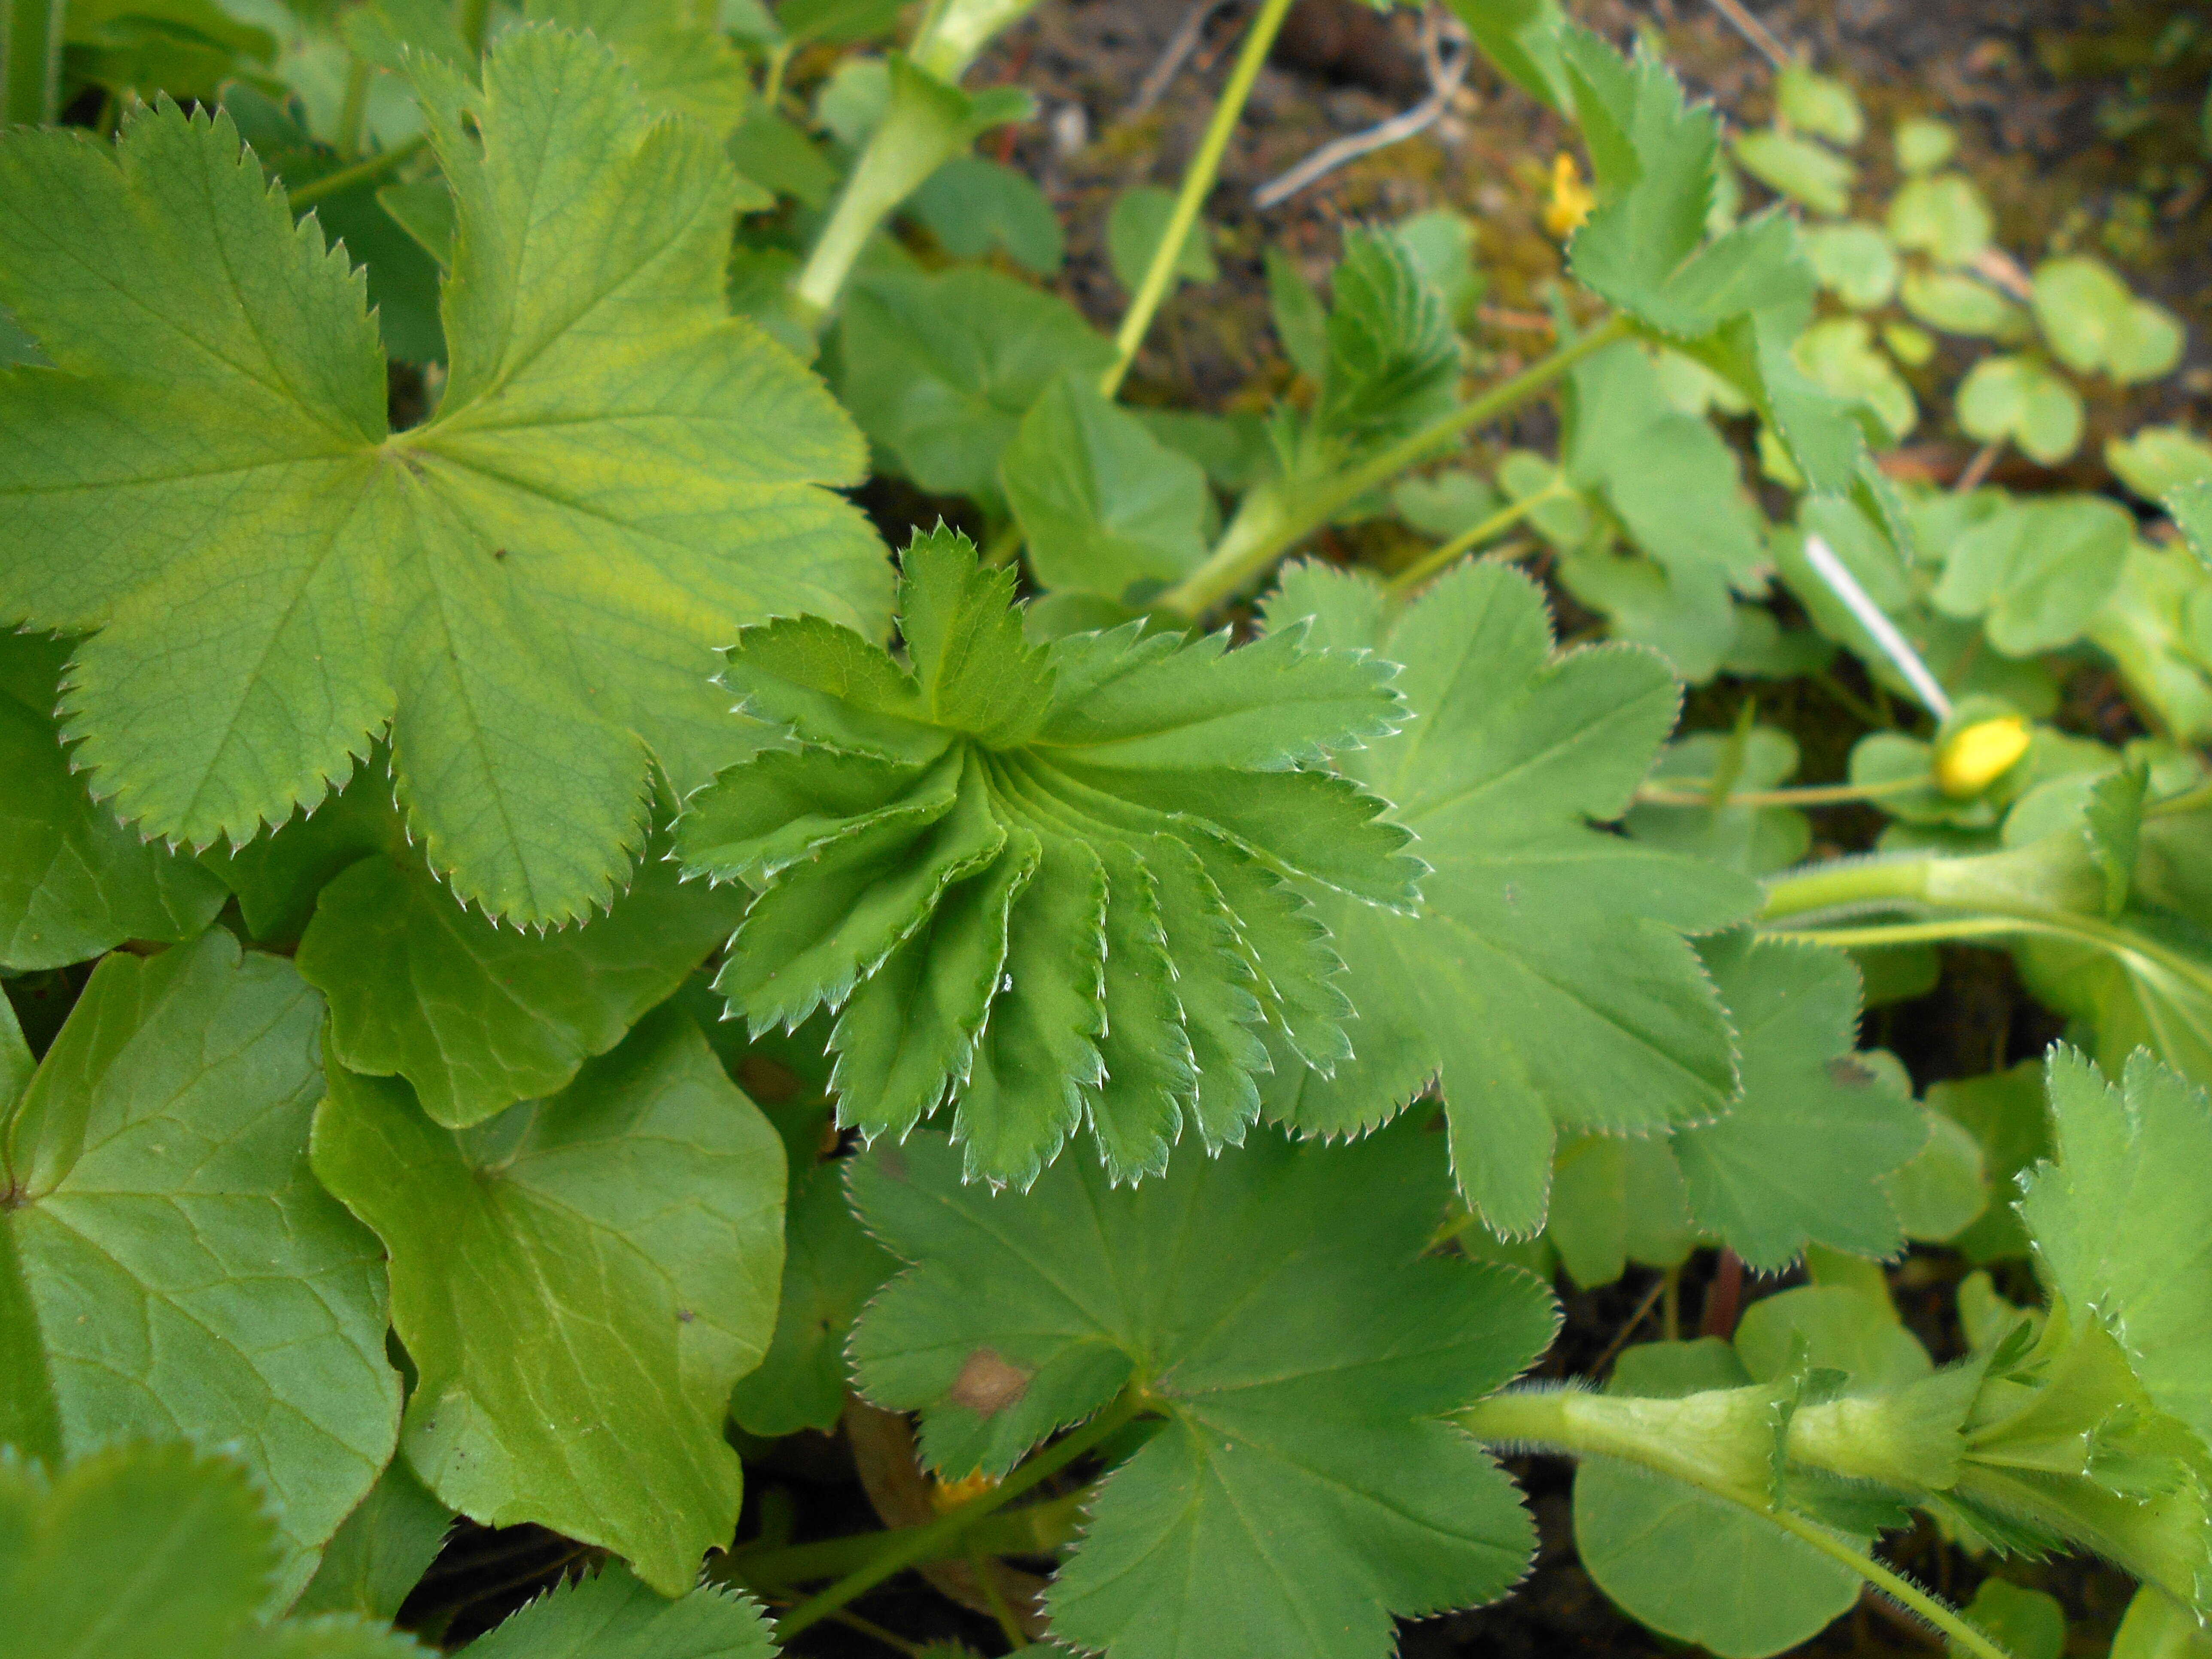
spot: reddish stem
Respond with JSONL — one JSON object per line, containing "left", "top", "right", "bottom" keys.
{"left": 1700, "top": 1249, "right": 1745, "bottom": 1340}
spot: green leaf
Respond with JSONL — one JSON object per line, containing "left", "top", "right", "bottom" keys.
{"left": 1901, "top": 268, "right": 2024, "bottom": 339}
{"left": 523, "top": 0, "right": 751, "bottom": 131}
{"left": 459, "top": 1566, "right": 774, "bottom": 1657}
{"left": 1887, "top": 172, "right": 1993, "bottom": 267}
{"left": 1734, "top": 128, "right": 1854, "bottom": 217}
{"left": 310, "top": 1003, "right": 787, "bottom": 1595}
{"left": 0, "top": 27, "right": 887, "bottom": 927}
{"left": 1000, "top": 370, "right": 1210, "bottom": 604}
{"left": 2021, "top": 1047, "right": 2212, "bottom": 1449}
{"left": 1259, "top": 559, "right": 1760, "bottom": 1234}
{"left": 1882, "top": 1107, "right": 1990, "bottom": 1243}
{"left": 1953, "top": 1580, "right": 2066, "bottom": 1659}
{"left": 839, "top": 267, "right": 1115, "bottom": 503}
{"left": 1106, "top": 183, "right": 1217, "bottom": 293}
{"left": 218, "top": 82, "right": 447, "bottom": 365}
{"left": 1445, "top": 0, "right": 1572, "bottom": 110}
{"left": 1801, "top": 222, "right": 1897, "bottom": 309}
{"left": 2173, "top": 480, "right": 2212, "bottom": 568}
{"left": 1573, "top": 1342, "right": 1864, "bottom": 1659}
{"left": 1672, "top": 935, "right": 1923, "bottom": 1270}
{"left": 1264, "top": 245, "right": 1331, "bottom": 381}
{"left": 1776, "top": 64, "right": 1863, "bottom": 146}
{"left": 0, "top": 1440, "right": 274, "bottom": 1657}
{"left": 1931, "top": 495, "right": 2132, "bottom": 655}
{"left": 0, "top": 931, "right": 399, "bottom": 1598}
{"left": 1929, "top": 1062, "right": 2049, "bottom": 1262}
{"left": 909, "top": 154, "right": 1064, "bottom": 275}
{"left": 847, "top": 1122, "right": 1561, "bottom": 1659}
{"left": 1624, "top": 726, "right": 1811, "bottom": 875}
{"left": 2112, "top": 1585, "right": 2212, "bottom": 1659}
{"left": 681, "top": 530, "right": 1412, "bottom": 1185}
{"left": 0, "top": 631, "right": 227, "bottom": 971}
{"left": 294, "top": 1458, "right": 453, "bottom": 1624}
{"left": 2108, "top": 425, "right": 2212, "bottom": 504}
{"left": 1957, "top": 353, "right": 2085, "bottom": 465}
{"left": 1895, "top": 116, "right": 1957, "bottom": 174}
{"left": 1316, "top": 226, "right": 1460, "bottom": 446}
{"left": 728, "top": 1159, "right": 894, "bottom": 1436}
{"left": 1561, "top": 31, "right": 1813, "bottom": 336}
{"left": 2086, "top": 764, "right": 2148, "bottom": 917}
{"left": 297, "top": 831, "right": 746, "bottom": 1128}
{"left": 2033, "top": 257, "right": 2186, "bottom": 384}
{"left": 1793, "top": 316, "right": 1916, "bottom": 443}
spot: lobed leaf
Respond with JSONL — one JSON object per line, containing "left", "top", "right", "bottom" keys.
{"left": 1259, "top": 559, "right": 1760, "bottom": 1235}
{"left": 0, "top": 27, "right": 887, "bottom": 926}
{"left": 848, "top": 1121, "right": 1561, "bottom": 1659}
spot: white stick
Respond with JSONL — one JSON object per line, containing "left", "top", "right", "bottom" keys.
{"left": 1800, "top": 534, "right": 1952, "bottom": 720}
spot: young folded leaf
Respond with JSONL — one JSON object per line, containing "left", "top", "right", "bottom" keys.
{"left": 1259, "top": 559, "right": 1761, "bottom": 1236}
{"left": 0, "top": 25, "right": 888, "bottom": 927}
{"left": 678, "top": 528, "right": 1416, "bottom": 1186}
{"left": 847, "top": 1121, "right": 1561, "bottom": 1659}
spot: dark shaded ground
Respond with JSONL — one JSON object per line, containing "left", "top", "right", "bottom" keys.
{"left": 371, "top": 3, "right": 2210, "bottom": 1653}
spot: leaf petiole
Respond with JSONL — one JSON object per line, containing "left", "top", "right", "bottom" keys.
{"left": 1383, "top": 482, "right": 1568, "bottom": 596}
{"left": 1100, "top": 0, "right": 1300, "bottom": 398}
{"left": 1155, "top": 315, "right": 1633, "bottom": 619}
{"left": 773, "top": 1389, "right": 1149, "bottom": 1640}
{"left": 1634, "top": 773, "right": 1934, "bottom": 809}
{"left": 286, "top": 134, "right": 428, "bottom": 210}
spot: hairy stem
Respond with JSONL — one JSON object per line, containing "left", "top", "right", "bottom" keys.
{"left": 775, "top": 1392, "right": 1146, "bottom": 1639}
{"left": 1459, "top": 1388, "right": 2016, "bottom": 1659}
{"left": 1155, "top": 315, "right": 1632, "bottom": 619}
{"left": 1100, "top": 0, "right": 1299, "bottom": 398}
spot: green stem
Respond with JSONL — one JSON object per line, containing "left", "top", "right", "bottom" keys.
{"left": 3, "top": 0, "right": 66, "bottom": 126}
{"left": 1758, "top": 854, "right": 1935, "bottom": 921}
{"left": 1760, "top": 1507, "right": 2011, "bottom": 1659}
{"left": 2148, "top": 778, "right": 2212, "bottom": 819}
{"left": 287, "top": 133, "right": 428, "bottom": 210}
{"left": 1384, "top": 484, "right": 1565, "bottom": 596}
{"left": 1762, "top": 918, "right": 2041, "bottom": 950}
{"left": 719, "top": 1489, "right": 1088, "bottom": 1586}
{"left": 455, "top": 0, "right": 490, "bottom": 55}
{"left": 760, "top": 39, "right": 794, "bottom": 110}
{"left": 1155, "top": 315, "right": 1631, "bottom": 619}
{"left": 775, "top": 1392, "right": 1146, "bottom": 1640}
{"left": 336, "top": 55, "right": 372, "bottom": 159}
{"left": 1636, "top": 774, "right": 1934, "bottom": 810}
{"left": 1100, "top": 0, "right": 1299, "bottom": 398}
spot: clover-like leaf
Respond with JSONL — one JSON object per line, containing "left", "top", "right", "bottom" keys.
{"left": 0, "top": 931, "right": 400, "bottom": 1602}
{"left": 0, "top": 630, "right": 227, "bottom": 972}
{"left": 2033, "top": 257, "right": 2185, "bottom": 385}
{"left": 1259, "top": 559, "right": 1760, "bottom": 1235}
{"left": 0, "top": 26, "right": 887, "bottom": 927}
{"left": 848, "top": 1121, "right": 1561, "bottom": 1659}
{"left": 1931, "top": 495, "right": 2132, "bottom": 656}
{"left": 310, "top": 1004, "right": 787, "bottom": 1595}
{"left": 1958, "top": 353, "right": 2085, "bottom": 465}
{"left": 678, "top": 528, "right": 1415, "bottom": 1187}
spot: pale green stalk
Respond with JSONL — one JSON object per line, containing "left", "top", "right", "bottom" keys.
{"left": 1100, "top": 0, "right": 1300, "bottom": 398}
{"left": 1635, "top": 774, "right": 1934, "bottom": 809}
{"left": 1155, "top": 316, "right": 1633, "bottom": 619}
{"left": 336, "top": 56, "right": 372, "bottom": 159}
{"left": 1460, "top": 1388, "right": 2015, "bottom": 1659}
{"left": 3, "top": 0, "right": 66, "bottom": 126}
{"left": 1383, "top": 485, "right": 1567, "bottom": 596}
{"left": 287, "top": 134, "right": 428, "bottom": 210}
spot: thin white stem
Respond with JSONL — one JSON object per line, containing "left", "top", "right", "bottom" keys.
{"left": 1800, "top": 534, "right": 1952, "bottom": 720}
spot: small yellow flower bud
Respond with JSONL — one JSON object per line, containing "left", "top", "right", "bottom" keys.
{"left": 930, "top": 1469, "right": 1000, "bottom": 1513}
{"left": 1544, "top": 152, "right": 1596, "bottom": 240}
{"left": 1935, "top": 716, "right": 2030, "bottom": 798}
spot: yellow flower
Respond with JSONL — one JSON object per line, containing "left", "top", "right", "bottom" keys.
{"left": 1545, "top": 152, "right": 1596, "bottom": 239}
{"left": 930, "top": 1469, "right": 1000, "bottom": 1513}
{"left": 1936, "top": 716, "right": 2031, "bottom": 797}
